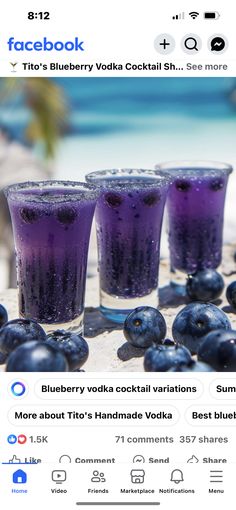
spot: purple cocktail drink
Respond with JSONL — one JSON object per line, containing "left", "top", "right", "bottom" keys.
{"left": 5, "top": 181, "right": 98, "bottom": 332}
{"left": 156, "top": 162, "right": 233, "bottom": 280}
{"left": 86, "top": 169, "right": 171, "bottom": 322}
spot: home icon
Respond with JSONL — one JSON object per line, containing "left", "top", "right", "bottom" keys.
{"left": 13, "top": 469, "right": 27, "bottom": 484}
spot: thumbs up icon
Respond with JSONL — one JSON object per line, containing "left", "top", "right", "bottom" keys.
{"left": 9, "top": 455, "right": 21, "bottom": 464}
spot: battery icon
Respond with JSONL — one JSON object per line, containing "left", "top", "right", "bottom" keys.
{"left": 204, "top": 11, "right": 220, "bottom": 19}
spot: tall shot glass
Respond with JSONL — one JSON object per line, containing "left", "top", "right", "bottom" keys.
{"left": 156, "top": 161, "right": 233, "bottom": 286}
{"left": 85, "top": 169, "right": 172, "bottom": 323}
{"left": 4, "top": 181, "right": 99, "bottom": 333}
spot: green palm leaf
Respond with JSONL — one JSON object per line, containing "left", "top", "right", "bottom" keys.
{"left": 0, "top": 77, "right": 68, "bottom": 158}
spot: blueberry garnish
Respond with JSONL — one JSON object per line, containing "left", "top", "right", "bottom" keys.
{"left": 198, "top": 330, "right": 236, "bottom": 371}
{"left": 105, "top": 193, "right": 122, "bottom": 208}
{"left": 46, "top": 330, "right": 89, "bottom": 371}
{"left": 57, "top": 207, "right": 77, "bottom": 225}
{"left": 6, "top": 341, "right": 69, "bottom": 372}
{"left": 172, "top": 302, "right": 231, "bottom": 355}
{"left": 163, "top": 338, "right": 175, "bottom": 346}
{"left": 186, "top": 269, "right": 224, "bottom": 302}
{"left": 168, "top": 360, "right": 213, "bottom": 372}
{"left": 143, "top": 192, "right": 160, "bottom": 206}
{"left": 211, "top": 179, "right": 224, "bottom": 191}
{"left": 20, "top": 207, "right": 39, "bottom": 223}
{"left": 175, "top": 180, "right": 191, "bottom": 192}
{"left": 226, "top": 281, "right": 236, "bottom": 308}
{"left": 0, "top": 318, "right": 46, "bottom": 355}
{"left": 0, "top": 351, "right": 8, "bottom": 365}
{"left": 124, "top": 306, "right": 166, "bottom": 348}
{"left": 0, "top": 304, "right": 8, "bottom": 329}
{"left": 144, "top": 344, "right": 192, "bottom": 372}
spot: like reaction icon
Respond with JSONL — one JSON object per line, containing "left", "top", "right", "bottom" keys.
{"left": 8, "top": 434, "right": 27, "bottom": 445}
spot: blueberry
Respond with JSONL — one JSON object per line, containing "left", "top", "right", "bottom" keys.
{"left": 57, "top": 207, "right": 77, "bottom": 225}
{"left": 0, "top": 318, "right": 46, "bottom": 355}
{"left": 210, "top": 179, "right": 224, "bottom": 191}
{"left": 46, "top": 330, "right": 89, "bottom": 371}
{"left": 0, "top": 351, "right": 8, "bottom": 365}
{"left": 144, "top": 344, "right": 191, "bottom": 372}
{"left": 175, "top": 180, "right": 191, "bottom": 192}
{"left": 198, "top": 330, "right": 236, "bottom": 371}
{"left": 0, "top": 304, "right": 8, "bottom": 328}
{"left": 124, "top": 306, "right": 166, "bottom": 348}
{"left": 105, "top": 193, "right": 122, "bottom": 208}
{"left": 186, "top": 269, "right": 224, "bottom": 302}
{"left": 20, "top": 207, "right": 39, "bottom": 223}
{"left": 226, "top": 281, "right": 236, "bottom": 308}
{"left": 142, "top": 192, "right": 160, "bottom": 206}
{"left": 6, "top": 341, "right": 68, "bottom": 372}
{"left": 168, "top": 360, "right": 214, "bottom": 372}
{"left": 172, "top": 303, "right": 231, "bottom": 355}
{"left": 163, "top": 338, "right": 175, "bottom": 346}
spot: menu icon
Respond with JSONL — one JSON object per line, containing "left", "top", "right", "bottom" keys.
{"left": 210, "top": 470, "right": 223, "bottom": 483}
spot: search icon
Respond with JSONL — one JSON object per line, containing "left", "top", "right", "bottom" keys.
{"left": 181, "top": 34, "right": 202, "bottom": 54}
{"left": 185, "top": 37, "right": 198, "bottom": 51}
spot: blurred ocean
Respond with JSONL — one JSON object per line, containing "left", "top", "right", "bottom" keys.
{"left": 1, "top": 77, "right": 236, "bottom": 244}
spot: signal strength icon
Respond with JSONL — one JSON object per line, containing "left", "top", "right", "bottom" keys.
{"left": 172, "top": 12, "right": 185, "bottom": 20}
{"left": 189, "top": 11, "right": 200, "bottom": 19}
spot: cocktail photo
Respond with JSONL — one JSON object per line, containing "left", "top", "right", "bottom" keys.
{"left": 0, "top": 77, "right": 236, "bottom": 372}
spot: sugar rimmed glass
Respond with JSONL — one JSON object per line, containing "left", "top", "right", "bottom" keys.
{"left": 5, "top": 180, "right": 99, "bottom": 333}
{"left": 156, "top": 161, "right": 233, "bottom": 286}
{"left": 85, "top": 168, "right": 172, "bottom": 323}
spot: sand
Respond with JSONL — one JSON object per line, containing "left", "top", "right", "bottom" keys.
{"left": 1, "top": 244, "right": 236, "bottom": 372}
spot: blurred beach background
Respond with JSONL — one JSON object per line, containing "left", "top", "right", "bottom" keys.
{"left": 0, "top": 77, "right": 236, "bottom": 288}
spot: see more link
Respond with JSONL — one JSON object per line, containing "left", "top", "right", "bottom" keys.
{"left": 7, "top": 36, "right": 84, "bottom": 51}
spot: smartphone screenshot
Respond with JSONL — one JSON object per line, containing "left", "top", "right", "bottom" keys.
{"left": 0, "top": 1, "right": 236, "bottom": 508}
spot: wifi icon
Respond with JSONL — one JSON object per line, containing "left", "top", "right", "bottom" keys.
{"left": 189, "top": 11, "right": 199, "bottom": 19}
